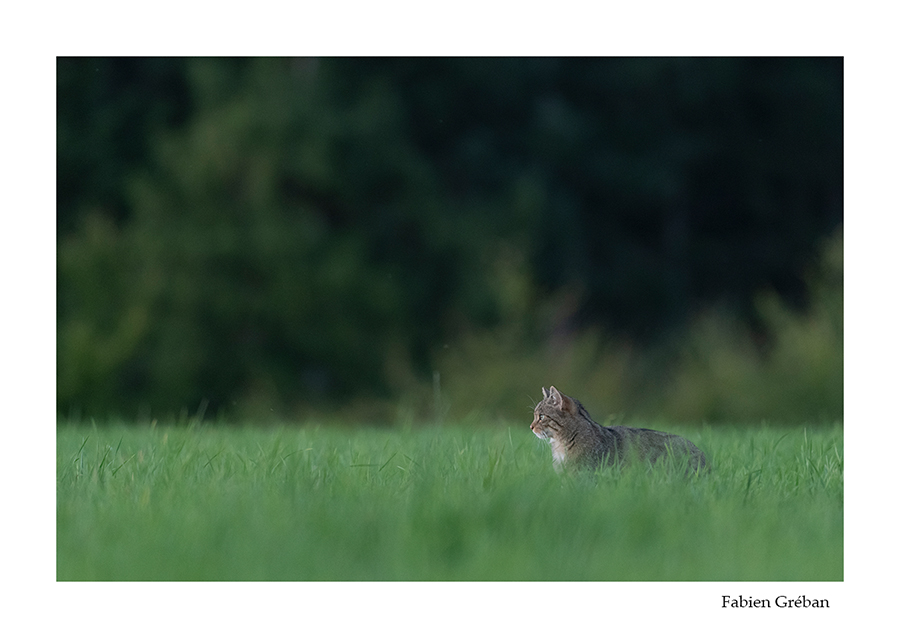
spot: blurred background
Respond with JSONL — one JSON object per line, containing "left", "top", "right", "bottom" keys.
{"left": 57, "top": 57, "right": 842, "bottom": 425}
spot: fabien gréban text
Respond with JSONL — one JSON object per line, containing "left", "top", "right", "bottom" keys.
{"left": 722, "top": 595, "right": 829, "bottom": 609}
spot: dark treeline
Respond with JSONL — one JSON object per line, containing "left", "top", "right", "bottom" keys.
{"left": 57, "top": 57, "right": 843, "bottom": 420}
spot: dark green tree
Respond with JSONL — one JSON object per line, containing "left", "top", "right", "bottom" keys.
{"left": 57, "top": 57, "right": 842, "bottom": 418}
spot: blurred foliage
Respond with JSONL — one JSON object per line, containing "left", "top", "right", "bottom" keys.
{"left": 57, "top": 58, "right": 842, "bottom": 422}
{"left": 421, "top": 229, "right": 842, "bottom": 424}
{"left": 660, "top": 231, "right": 842, "bottom": 423}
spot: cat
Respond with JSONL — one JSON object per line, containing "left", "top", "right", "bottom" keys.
{"left": 531, "top": 386, "right": 707, "bottom": 473}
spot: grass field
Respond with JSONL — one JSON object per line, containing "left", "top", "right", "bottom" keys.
{"left": 56, "top": 421, "right": 842, "bottom": 581}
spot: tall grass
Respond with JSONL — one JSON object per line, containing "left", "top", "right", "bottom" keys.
{"left": 57, "top": 422, "right": 842, "bottom": 581}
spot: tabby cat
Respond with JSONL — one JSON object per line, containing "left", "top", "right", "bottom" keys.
{"left": 531, "top": 386, "right": 707, "bottom": 472}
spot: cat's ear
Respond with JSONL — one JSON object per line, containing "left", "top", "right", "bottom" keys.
{"left": 549, "top": 386, "right": 575, "bottom": 413}
{"left": 544, "top": 386, "right": 562, "bottom": 407}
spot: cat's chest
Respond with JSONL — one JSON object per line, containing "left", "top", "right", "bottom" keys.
{"left": 550, "top": 439, "right": 569, "bottom": 467}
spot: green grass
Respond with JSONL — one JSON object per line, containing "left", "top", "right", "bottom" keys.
{"left": 57, "top": 422, "right": 842, "bottom": 581}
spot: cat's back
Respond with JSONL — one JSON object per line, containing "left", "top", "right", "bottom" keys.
{"left": 607, "top": 425, "right": 707, "bottom": 469}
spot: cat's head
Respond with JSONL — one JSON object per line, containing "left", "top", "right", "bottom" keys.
{"left": 530, "top": 385, "right": 578, "bottom": 441}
